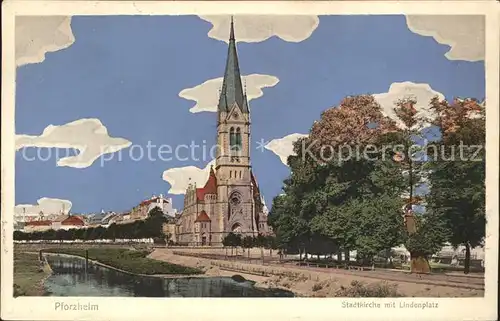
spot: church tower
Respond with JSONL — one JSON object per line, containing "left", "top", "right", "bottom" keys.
{"left": 215, "top": 17, "right": 256, "bottom": 240}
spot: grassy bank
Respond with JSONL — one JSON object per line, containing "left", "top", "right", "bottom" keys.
{"left": 43, "top": 248, "right": 203, "bottom": 275}
{"left": 14, "top": 252, "right": 51, "bottom": 296}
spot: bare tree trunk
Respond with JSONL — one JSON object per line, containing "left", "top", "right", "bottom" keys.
{"left": 464, "top": 242, "right": 471, "bottom": 274}
{"left": 336, "top": 250, "right": 342, "bottom": 263}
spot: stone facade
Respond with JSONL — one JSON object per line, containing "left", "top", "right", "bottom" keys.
{"left": 175, "top": 19, "right": 270, "bottom": 246}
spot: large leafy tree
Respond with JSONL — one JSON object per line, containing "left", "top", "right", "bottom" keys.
{"left": 425, "top": 98, "right": 485, "bottom": 274}
{"left": 270, "top": 95, "right": 407, "bottom": 263}
{"left": 389, "top": 97, "right": 450, "bottom": 273}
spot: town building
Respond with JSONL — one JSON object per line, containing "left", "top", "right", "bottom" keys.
{"left": 14, "top": 203, "right": 70, "bottom": 224}
{"left": 85, "top": 211, "right": 108, "bottom": 226}
{"left": 24, "top": 220, "right": 53, "bottom": 233}
{"left": 23, "top": 215, "right": 85, "bottom": 232}
{"left": 59, "top": 215, "right": 86, "bottom": 230}
{"left": 130, "top": 194, "right": 177, "bottom": 220}
{"left": 175, "top": 18, "right": 270, "bottom": 246}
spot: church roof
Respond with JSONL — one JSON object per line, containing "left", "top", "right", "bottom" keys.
{"left": 195, "top": 210, "right": 211, "bottom": 222}
{"left": 251, "top": 170, "right": 260, "bottom": 197}
{"left": 217, "top": 17, "right": 248, "bottom": 114}
{"left": 196, "top": 188, "right": 206, "bottom": 202}
{"left": 196, "top": 166, "right": 218, "bottom": 202}
{"left": 204, "top": 166, "right": 218, "bottom": 194}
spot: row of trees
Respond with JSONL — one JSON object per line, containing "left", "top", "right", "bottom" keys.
{"left": 222, "top": 233, "right": 278, "bottom": 257}
{"left": 268, "top": 95, "right": 485, "bottom": 274}
{"left": 14, "top": 208, "right": 168, "bottom": 242}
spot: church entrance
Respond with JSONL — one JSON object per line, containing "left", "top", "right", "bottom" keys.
{"left": 201, "top": 235, "right": 207, "bottom": 246}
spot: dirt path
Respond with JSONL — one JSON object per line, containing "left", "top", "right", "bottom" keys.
{"left": 279, "top": 263, "right": 484, "bottom": 290}
{"left": 149, "top": 249, "right": 484, "bottom": 298}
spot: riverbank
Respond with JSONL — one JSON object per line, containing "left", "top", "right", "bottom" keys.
{"left": 149, "top": 248, "right": 484, "bottom": 298}
{"left": 14, "top": 252, "right": 52, "bottom": 296}
{"left": 42, "top": 248, "right": 203, "bottom": 275}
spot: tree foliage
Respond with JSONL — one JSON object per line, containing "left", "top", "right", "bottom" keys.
{"left": 425, "top": 98, "right": 485, "bottom": 273}
{"left": 222, "top": 232, "right": 242, "bottom": 248}
{"left": 270, "top": 95, "right": 408, "bottom": 262}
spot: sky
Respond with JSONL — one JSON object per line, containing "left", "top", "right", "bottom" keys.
{"left": 14, "top": 15, "right": 485, "bottom": 215}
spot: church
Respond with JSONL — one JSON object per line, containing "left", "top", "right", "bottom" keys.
{"left": 175, "top": 18, "right": 271, "bottom": 246}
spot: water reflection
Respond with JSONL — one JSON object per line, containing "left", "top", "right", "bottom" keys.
{"left": 44, "top": 255, "right": 294, "bottom": 297}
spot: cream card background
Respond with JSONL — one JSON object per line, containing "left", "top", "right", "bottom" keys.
{"left": 1, "top": 1, "right": 498, "bottom": 321}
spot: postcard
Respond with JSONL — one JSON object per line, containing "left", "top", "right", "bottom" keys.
{"left": 1, "top": 1, "right": 498, "bottom": 321}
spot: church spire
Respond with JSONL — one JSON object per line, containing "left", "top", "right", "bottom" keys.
{"left": 217, "top": 16, "right": 248, "bottom": 113}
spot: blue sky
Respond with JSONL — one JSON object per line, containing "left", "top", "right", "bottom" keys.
{"left": 15, "top": 15, "right": 485, "bottom": 214}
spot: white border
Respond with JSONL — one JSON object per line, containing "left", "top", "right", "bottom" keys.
{"left": 1, "top": 2, "right": 498, "bottom": 321}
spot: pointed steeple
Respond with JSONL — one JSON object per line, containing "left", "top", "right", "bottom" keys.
{"left": 217, "top": 16, "right": 247, "bottom": 113}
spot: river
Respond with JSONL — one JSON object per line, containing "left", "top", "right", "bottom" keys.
{"left": 44, "top": 254, "right": 294, "bottom": 297}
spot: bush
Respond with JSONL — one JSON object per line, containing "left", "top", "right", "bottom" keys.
{"left": 335, "top": 280, "right": 401, "bottom": 297}
{"left": 312, "top": 283, "right": 323, "bottom": 292}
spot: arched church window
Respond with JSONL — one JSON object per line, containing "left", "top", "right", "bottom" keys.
{"left": 229, "top": 171, "right": 232, "bottom": 178}
{"left": 239, "top": 171, "right": 242, "bottom": 179}
{"left": 230, "top": 127, "right": 236, "bottom": 151}
{"left": 235, "top": 128, "right": 242, "bottom": 151}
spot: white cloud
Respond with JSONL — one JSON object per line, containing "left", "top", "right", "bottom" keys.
{"left": 199, "top": 15, "right": 319, "bottom": 43}
{"left": 162, "top": 160, "right": 216, "bottom": 195}
{"left": 15, "top": 197, "right": 72, "bottom": 215}
{"left": 265, "top": 133, "right": 308, "bottom": 166}
{"left": 406, "top": 15, "right": 484, "bottom": 62}
{"left": 16, "top": 118, "right": 132, "bottom": 168}
{"left": 179, "top": 74, "right": 279, "bottom": 113}
{"left": 16, "top": 16, "right": 75, "bottom": 67}
{"left": 373, "top": 82, "right": 445, "bottom": 129}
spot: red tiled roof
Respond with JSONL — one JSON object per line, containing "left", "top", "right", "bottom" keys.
{"left": 140, "top": 196, "right": 170, "bottom": 207}
{"left": 61, "top": 216, "right": 85, "bottom": 226}
{"left": 204, "top": 167, "right": 218, "bottom": 194}
{"left": 196, "top": 188, "right": 206, "bottom": 202}
{"left": 196, "top": 167, "right": 218, "bottom": 202}
{"left": 25, "top": 220, "right": 52, "bottom": 226}
{"left": 195, "top": 210, "right": 211, "bottom": 222}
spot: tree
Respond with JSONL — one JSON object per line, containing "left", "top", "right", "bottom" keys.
{"left": 264, "top": 235, "right": 278, "bottom": 257}
{"left": 270, "top": 95, "right": 406, "bottom": 266}
{"left": 242, "top": 236, "right": 254, "bottom": 258}
{"left": 426, "top": 98, "right": 485, "bottom": 274}
{"left": 145, "top": 207, "right": 167, "bottom": 239}
{"left": 222, "top": 232, "right": 242, "bottom": 256}
{"left": 388, "top": 97, "right": 450, "bottom": 273}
